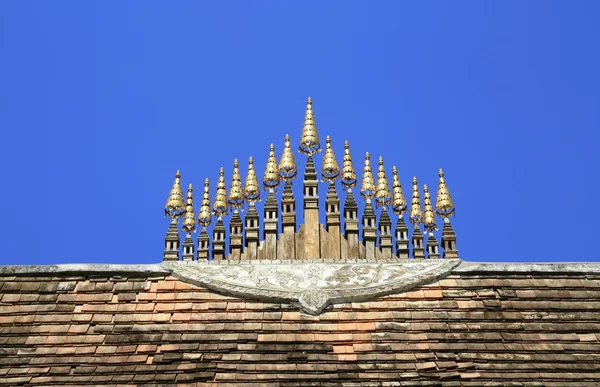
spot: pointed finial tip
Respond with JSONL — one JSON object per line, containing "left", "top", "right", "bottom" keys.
{"left": 379, "top": 156, "right": 384, "bottom": 164}
{"left": 307, "top": 96, "right": 312, "bottom": 103}
{"left": 366, "top": 152, "right": 370, "bottom": 159}
{"left": 249, "top": 156, "right": 254, "bottom": 163}
{"left": 393, "top": 166, "right": 398, "bottom": 173}
{"left": 285, "top": 133, "right": 290, "bottom": 141}
{"left": 219, "top": 167, "right": 224, "bottom": 174}
{"left": 439, "top": 168, "right": 444, "bottom": 176}
{"left": 424, "top": 184, "right": 429, "bottom": 191}
{"left": 188, "top": 183, "right": 193, "bottom": 190}
{"left": 204, "top": 178, "right": 209, "bottom": 185}
{"left": 234, "top": 159, "right": 239, "bottom": 167}
{"left": 344, "top": 140, "right": 349, "bottom": 148}
{"left": 326, "top": 135, "right": 331, "bottom": 142}
{"left": 176, "top": 170, "right": 181, "bottom": 178}
{"left": 270, "top": 143, "right": 274, "bottom": 150}
{"left": 413, "top": 176, "right": 418, "bottom": 183}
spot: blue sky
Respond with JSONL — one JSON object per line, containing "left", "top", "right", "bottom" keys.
{"left": 1, "top": 1, "right": 598, "bottom": 264}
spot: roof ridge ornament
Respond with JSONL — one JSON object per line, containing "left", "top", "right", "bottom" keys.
{"left": 213, "top": 167, "right": 228, "bottom": 218}
{"left": 375, "top": 156, "right": 391, "bottom": 209}
{"left": 182, "top": 184, "right": 196, "bottom": 234}
{"left": 298, "top": 97, "right": 322, "bottom": 156}
{"left": 409, "top": 176, "right": 423, "bottom": 225}
{"left": 164, "top": 170, "right": 185, "bottom": 221}
{"left": 423, "top": 184, "right": 437, "bottom": 232}
{"left": 391, "top": 166, "right": 407, "bottom": 217}
{"left": 321, "top": 135, "right": 340, "bottom": 183}
{"left": 341, "top": 141, "right": 357, "bottom": 191}
{"left": 228, "top": 159, "right": 245, "bottom": 212}
{"left": 244, "top": 156, "right": 260, "bottom": 205}
{"left": 197, "top": 178, "right": 212, "bottom": 229}
{"left": 263, "top": 144, "right": 280, "bottom": 192}
{"left": 360, "top": 152, "right": 375, "bottom": 202}
{"left": 279, "top": 134, "right": 297, "bottom": 182}
{"left": 436, "top": 169, "right": 455, "bottom": 218}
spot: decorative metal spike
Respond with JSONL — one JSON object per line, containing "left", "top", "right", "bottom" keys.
{"left": 360, "top": 152, "right": 375, "bottom": 201}
{"left": 298, "top": 96, "right": 322, "bottom": 156}
{"left": 263, "top": 143, "right": 280, "bottom": 192}
{"left": 228, "top": 159, "right": 244, "bottom": 211}
{"left": 278, "top": 134, "right": 297, "bottom": 182}
{"left": 341, "top": 141, "right": 357, "bottom": 190}
{"left": 197, "top": 178, "right": 212, "bottom": 228}
{"left": 375, "top": 156, "right": 391, "bottom": 209}
{"left": 182, "top": 184, "right": 196, "bottom": 233}
{"left": 392, "top": 166, "right": 407, "bottom": 216}
{"left": 212, "top": 167, "right": 228, "bottom": 217}
{"left": 409, "top": 176, "right": 423, "bottom": 225}
{"left": 244, "top": 156, "right": 260, "bottom": 204}
{"left": 436, "top": 168, "right": 455, "bottom": 218}
{"left": 423, "top": 184, "right": 438, "bottom": 232}
{"left": 164, "top": 170, "right": 185, "bottom": 220}
{"left": 321, "top": 135, "right": 340, "bottom": 183}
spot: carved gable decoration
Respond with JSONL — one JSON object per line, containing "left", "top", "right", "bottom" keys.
{"left": 165, "top": 259, "right": 460, "bottom": 314}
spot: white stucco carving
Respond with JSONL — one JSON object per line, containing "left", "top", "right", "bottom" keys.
{"left": 164, "top": 259, "right": 461, "bottom": 314}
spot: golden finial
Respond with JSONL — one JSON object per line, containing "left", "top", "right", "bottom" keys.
{"left": 164, "top": 170, "right": 185, "bottom": 219}
{"left": 197, "top": 178, "right": 212, "bottom": 228}
{"left": 423, "top": 184, "right": 437, "bottom": 232}
{"left": 228, "top": 159, "right": 244, "bottom": 211}
{"left": 436, "top": 169, "right": 455, "bottom": 218}
{"left": 244, "top": 156, "right": 260, "bottom": 204}
{"left": 182, "top": 184, "right": 196, "bottom": 233}
{"left": 263, "top": 143, "right": 280, "bottom": 192}
{"left": 321, "top": 135, "right": 340, "bottom": 183}
{"left": 298, "top": 96, "right": 321, "bottom": 156}
{"left": 391, "top": 166, "right": 407, "bottom": 216}
{"left": 375, "top": 156, "right": 391, "bottom": 209}
{"left": 341, "top": 141, "right": 357, "bottom": 190}
{"left": 279, "top": 134, "right": 297, "bottom": 182}
{"left": 213, "top": 167, "right": 228, "bottom": 217}
{"left": 409, "top": 176, "right": 423, "bottom": 225}
{"left": 360, "top": 152, "right": 375, "bottom": 201}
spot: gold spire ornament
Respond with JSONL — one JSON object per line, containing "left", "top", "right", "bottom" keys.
{"left": 278, "top": 134, "right": 297, "bottom": 181}
{"left": 244, "top": 156, "right": 260, "bottom": 204}
{"left": 321, "top": 135, "right": 340, "bottom": 183}
{"left": 197, "top": 178, "right": 212, "bottom": 228}
{"left": 436, "top": 169, "right": 455, "bottom": 218}
{"left": 423, "top": 184, "right": 437, "bottom": 232}
{"left": 298, "top": 97, "right": 321, "bottom": 156}
{"left": 182, "top": 184, "right": 196, "bottom": 233}
{"left": 360, "top": 152, "right": 375, "bottom": 201}
{"left": 392, "top": 166, "right": 407, "bottom": 216}
{"left": 228, "top": 159, "right": 245, "bottom": 211}
{"left": 409, "top": 177, "right": 423, "bottom": 225}
{"left": 375, "top": 156, "right": 391, "bottom": 209}
{"left": 341, "top": 141, "right": 357, "bottom": 190}
{"left": 213, "top": 167, "right": 228, "bottom": 217}
{"left": 263, "top": 144, "right": 280, "bottom": 192}
{"left": 164, "top": 170, "right": 185, "bottom": 220}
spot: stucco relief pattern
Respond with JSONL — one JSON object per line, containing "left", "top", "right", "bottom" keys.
{"left": 164, "top": 259, "right": 461, "bottom": 314}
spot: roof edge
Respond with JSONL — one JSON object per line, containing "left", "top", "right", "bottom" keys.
{"left": 0, "top": 264, "right": 170, "bottom": 277}
{"left": 455, "top": 261, "right": 600, "bottom": 274}
{"left": 1, "top": 261, "right": 600, "bottom": 277}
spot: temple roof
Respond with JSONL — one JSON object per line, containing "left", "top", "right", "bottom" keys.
{"left": 1, "top": 262, "right": 599, "bottom": 386}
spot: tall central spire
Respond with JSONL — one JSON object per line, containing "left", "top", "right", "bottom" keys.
{"left": 298, "top": 97, "right": 321, "bottom": 156}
